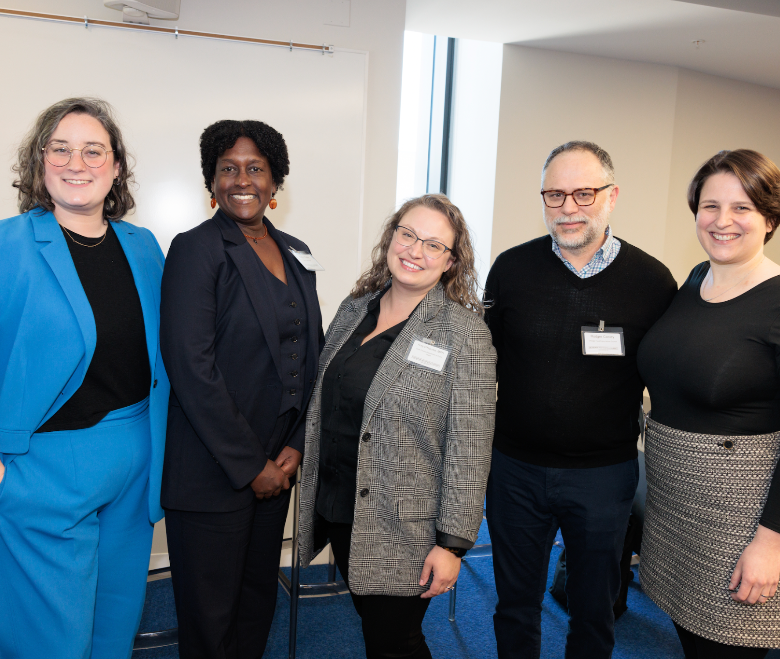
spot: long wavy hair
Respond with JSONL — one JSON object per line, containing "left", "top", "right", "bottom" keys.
{"left": 351, "top": 194, "right": 484, "bottom": 315}
{"left": 12, "top": 97, "right": 136, "bottom": 221}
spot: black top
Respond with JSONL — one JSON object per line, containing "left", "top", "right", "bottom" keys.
{"left": 317, "top": 289, "right": 405, "bottom": 523}
{"left": 258, "top": 258, "right": 308, "bottom": 416}
{"left": 637, "top": 262, "right": 780, "bottom": 531}
{"left": 484, "top": 236, "right": 677, "bottom": 468}
{"left": 39, "top": 224, "right": 150, "bottom": 433}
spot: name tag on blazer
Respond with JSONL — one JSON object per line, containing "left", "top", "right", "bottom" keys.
{"left": 405, "top": 336, "right": 452, "bottom": 373}
{"left": 288, "top": 247, "right": 325, "bottom": 271}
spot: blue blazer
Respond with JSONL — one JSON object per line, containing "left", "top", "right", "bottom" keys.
{"left": 0, "top": 208, "right": 170, "bottom": 522}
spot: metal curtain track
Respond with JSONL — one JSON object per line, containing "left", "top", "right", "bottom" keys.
{"left": 0, "top": 8, "right": 334, "bottom": 54}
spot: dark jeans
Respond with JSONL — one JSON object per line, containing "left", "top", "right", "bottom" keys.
{"left": 674, "top": 622, "right": 770, "bottom": 659}
{"left": 486, "top": 449, "right": 639, "bottom": 659}
{"left": 165, "top": 489, "right": 292, "bottom": 659}
{"left": 327, "top": 521, "right": 432, "bottom": 659}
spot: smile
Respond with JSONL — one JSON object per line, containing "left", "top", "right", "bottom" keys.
{"left": 400, "top": 258, "right": 423, "bottom": 271}
{"left": 711, "top": 233, "right": 739, "bottom": 241}
{"left": 230, "top": 194, "right": 256, "bottom": 201}
{"left": 63, "top": 179, "right": 90, "bottom": 185}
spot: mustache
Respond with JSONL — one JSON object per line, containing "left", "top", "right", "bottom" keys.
{"left": 552, "top": 216, "right": 590, "bottom": 225}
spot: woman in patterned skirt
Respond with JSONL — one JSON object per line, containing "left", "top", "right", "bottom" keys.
{"left": 638, "top": 149, "right": 780, "bottom": 658}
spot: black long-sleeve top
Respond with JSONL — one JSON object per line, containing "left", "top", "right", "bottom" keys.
{"left": 39, "top": 224, "right": 150, "bottom": 432}
{"left": 638, "top": 262, "right": 780, "bottom": 532}
{"left": 484, "top": 236, "right": 677, "bottom": 468}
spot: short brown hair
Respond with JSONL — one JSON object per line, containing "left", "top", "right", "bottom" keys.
{"left": 542, "top": 140, "right": 615, "bottom": 183}
{"left": 351, "top": 194, "right": 484, "bottom": 315}
{"left": 12, "top": 97, "right": 136, "bottom": 221}
{"left": 687, "top": 149, "right": 780, "bottom": 244}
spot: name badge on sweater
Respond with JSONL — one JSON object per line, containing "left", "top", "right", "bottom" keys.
{"left": 288, "top": 247, "right": 325, "bottom": 271}
{"left": 406, "top": 336, "right": 451, "bottom": 372}
{"left": 581, "top": 321, "right": 625, "bottom": 357}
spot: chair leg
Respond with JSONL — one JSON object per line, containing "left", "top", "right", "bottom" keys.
{"left": 448, "top": 582, "right": 457, "bottom": 622}
{"left": 289, "top": 467, "right": 302, "bottom": 659}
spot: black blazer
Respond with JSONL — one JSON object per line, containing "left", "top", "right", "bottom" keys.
{"left": 160, "top": 211, "right": 324, "bottom": 512}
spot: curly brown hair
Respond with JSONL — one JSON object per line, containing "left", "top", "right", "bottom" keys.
{"left": 687, "top": 149, "right": 780, "bottom": 244}
{"left": 12, "top": 97, "right": 136, "bottom": 221}
{"left": 351, "top": 194, "right": 484, "bottom": 314}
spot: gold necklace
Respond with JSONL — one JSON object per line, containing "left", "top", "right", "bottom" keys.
{"left": 61, "top": 224, "right": 108, "bottom": 248}
{"left": 702, "top": 257, "right": 764, "bottom": 302}
{"left": 243, "top": 223, "right": 268, "bottom": 244}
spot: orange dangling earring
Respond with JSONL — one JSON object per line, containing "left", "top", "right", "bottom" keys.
{"left": 210, "top": 195, "right": 216, "bottom": 209}
{"left": 269, "top": 194, "right": 277, "bottom": 210}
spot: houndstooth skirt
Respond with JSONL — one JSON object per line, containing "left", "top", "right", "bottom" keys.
{"left": 640, "top": 417, "right": 780, "bottom": 648}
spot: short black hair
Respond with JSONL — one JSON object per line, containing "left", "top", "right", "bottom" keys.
{"left": 200, "top": 119, "right": 290, "bottom": 194}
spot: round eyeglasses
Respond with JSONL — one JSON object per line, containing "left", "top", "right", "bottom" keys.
{"left": 541, "top": 183, "right": 614, "bottom": 208}
{"left": 42, "top": 143, "right": 114, "bottom": 169}
{"left": 394, "top": 225, "right": 452, "bottom": 260}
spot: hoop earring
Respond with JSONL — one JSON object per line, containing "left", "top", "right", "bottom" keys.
{"left": 211, "top": 196, "right": 216, "bottom": 209}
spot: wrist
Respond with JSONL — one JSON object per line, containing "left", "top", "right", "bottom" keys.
{"left": 438, "top": 545, "right": 466, "bottom": 559}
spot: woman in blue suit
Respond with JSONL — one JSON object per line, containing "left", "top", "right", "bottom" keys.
{"left": 0, "top": 97, "right": 169, "bottom": 659}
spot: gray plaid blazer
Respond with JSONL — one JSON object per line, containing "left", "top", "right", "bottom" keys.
{"left": 298, "top": 283, "right": 496, "bottom": 596}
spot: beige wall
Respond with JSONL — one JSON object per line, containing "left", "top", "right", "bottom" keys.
{"left": 492, "top": 44, "right": 780, "bottom": 284}
{"left": 1, "top": 0, "right": 406, "bottom": 270}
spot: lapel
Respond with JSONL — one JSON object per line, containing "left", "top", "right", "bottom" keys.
{"left": 114, "top": 221, "right": 158, "bottom": 372}
{"left": 355, "top": 284, "right": 446, "bottom": 434}
{"left": 216, "top": 210, "right": 283, "bottom": 378}
{"left": 33, "top": 209, "right": 97, "bottom": 369}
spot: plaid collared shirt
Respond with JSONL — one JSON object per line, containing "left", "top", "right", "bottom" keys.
{"left": 552, "top": 226, "right": 621, "bottom": 278}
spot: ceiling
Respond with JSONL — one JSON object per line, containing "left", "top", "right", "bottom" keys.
{"left": 405, "top": 0, "right": 780, "bottom": 89}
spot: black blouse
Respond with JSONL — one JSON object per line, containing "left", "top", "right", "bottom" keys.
{"left": 637, "top": 262, "right": 780, "bottom": 531}
{"left": 317, "top": 290, "right": 405, "bottom": 523}
{"left": 39, "top": 224, "right": 150, "bottom": 433}
{"left": 316, "top": 288, "right": 471, "bottom": 551}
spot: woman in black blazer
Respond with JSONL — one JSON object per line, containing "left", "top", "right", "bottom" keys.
{"left": 160, "top": 120, "right": 323, "bottom": 658}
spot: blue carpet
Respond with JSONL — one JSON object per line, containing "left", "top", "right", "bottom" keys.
{"left": 134, "top": 521, "right": 780, "bottom": 658}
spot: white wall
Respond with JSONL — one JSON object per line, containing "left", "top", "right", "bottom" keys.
{"left": 0, "top": 0, "right": 407, "bottom": 272}
{"left": 491, "top": 45, "right": 780, "bottom": 283}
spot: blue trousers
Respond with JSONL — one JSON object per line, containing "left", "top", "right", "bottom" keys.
{"left": 486, "top": 449, "right": 638, "bottom": 659}
{"left": 0, "top": 399, "right": 154, "bottom": 659}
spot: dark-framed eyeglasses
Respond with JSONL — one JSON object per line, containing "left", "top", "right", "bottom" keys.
{"left": 394, "top": 225, "right": 452, "bottom": 260}
{"left": 540, "top": 183, "right": 614, "bottom": 208}
{"left": 42, "top": 143, "right": 114, "bottom": 168}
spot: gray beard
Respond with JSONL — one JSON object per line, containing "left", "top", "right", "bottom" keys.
{"left": 547, "top": 208, "right": 610, "bottom": 251}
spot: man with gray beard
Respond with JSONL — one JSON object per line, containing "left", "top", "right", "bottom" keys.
{"left": 483, "top": 141, "right": 677, "bottom": 659}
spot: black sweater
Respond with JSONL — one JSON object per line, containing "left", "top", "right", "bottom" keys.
{"left": 484, "top": 235, "right": 677, "bottom": 468}
{"left": 638, "top": 262, "right": 780, "bottom": 531}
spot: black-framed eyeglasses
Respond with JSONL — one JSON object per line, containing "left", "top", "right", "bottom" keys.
{"left": 394, "top": 225, "right": 452, "bottom": 260}
{"left": 540, "top": 183, "right": 614, "bottom": 208}
{"left": 42, "top": 143, "right": 114, "bottom": 168}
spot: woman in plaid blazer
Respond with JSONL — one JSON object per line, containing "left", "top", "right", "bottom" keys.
{"left": 299, "top": 194, "right": 496, "bottom": 658}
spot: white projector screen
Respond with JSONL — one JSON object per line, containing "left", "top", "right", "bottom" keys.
{"left": 0, "top": 14, "right": 368, "bottom": 328}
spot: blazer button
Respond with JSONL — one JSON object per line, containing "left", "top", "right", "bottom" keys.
{"left": 291, "top": 353, "right": 298, "bottom": 360}
{"left": 290, "top": 301, "right": 297, "bottom": 308}
{"left": 360, "top": 488, "right": 369, "bottom": 497}
{"left": 291, "top": 336, "right": 299, "bottom": 343}
{"left": 291, "top": 371, "right": 299, "bottom": 377}
{"left": 289, "top": 389, "right": 297, "bottom": 396}
{"left": 294, "top": 318, "right": 301, "bottom": 325}
{"left": 153, "top": 379, "right": 158, "bottom": 388}
{"left": 361, "top": 432, "right": 371, "bottom": 442}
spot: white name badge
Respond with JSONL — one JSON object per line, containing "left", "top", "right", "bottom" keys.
{"left": 581, "top": 321, "right": 625, "bottom": 357}
{"left": 288, "top": 247, "right": 325, "bottom": 271}
{"left": 405, "top": 337, "right": 451, "bottom": 372}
